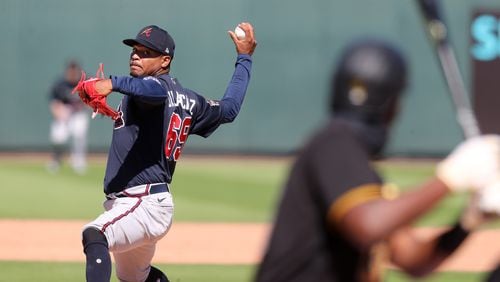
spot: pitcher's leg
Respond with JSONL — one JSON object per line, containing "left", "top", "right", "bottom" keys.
{"left": 82, "top": 228, "right": 112, "bottom": 282}
{"left": 83, "top": 194, "right": 174, "bottom": 282}
{"left": 114, "top": 243, "right": 156, "bottom": 282}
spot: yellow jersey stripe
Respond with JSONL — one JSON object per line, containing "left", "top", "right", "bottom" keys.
{"left": 329, "top": 184, "right": 383, "bottom": 223}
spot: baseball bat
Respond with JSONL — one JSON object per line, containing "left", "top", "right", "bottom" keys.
{"left": 416, "top": 0, "right": 481, "bottom": 138}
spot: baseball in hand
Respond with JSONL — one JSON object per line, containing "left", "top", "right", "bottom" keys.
{"left": 234, "top": 26, "right": 246, "bottom": 40}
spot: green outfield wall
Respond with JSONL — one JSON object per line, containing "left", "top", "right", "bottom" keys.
{"left": 1, "top": 0, "right": 499, "bottom": 156}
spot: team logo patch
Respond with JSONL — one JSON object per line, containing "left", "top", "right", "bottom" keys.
{"left": 207, "top": 99, "right": 220, "bottom": 106}
{"left": 141, "top": 27, "right": 153, "bottom": 38}
{"left": 114, "top": 102, "right": 125, "bottom": 130}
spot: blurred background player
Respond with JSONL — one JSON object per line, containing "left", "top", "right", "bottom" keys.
{"left": 255, "top": 38, "right": 500, "bottom": 282}
{"left": 47, "top": 60, "right": 89, "bottom": 174}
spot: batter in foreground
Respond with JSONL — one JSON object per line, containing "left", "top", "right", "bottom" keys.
{"left": 80, "top": 23, "right": 257, "bottom": 282}
{"left": 255, "top": 38, "right": 500, "bottom": 282}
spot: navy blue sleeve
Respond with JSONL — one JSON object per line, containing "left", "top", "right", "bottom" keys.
{"left": 219, "top": 54, "right": 252, "bottom": 123}
{"left": 110, "top": 76, "right": 167, "bottom": 105}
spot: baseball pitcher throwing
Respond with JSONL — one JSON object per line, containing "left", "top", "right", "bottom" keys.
{"left": 76, "top": 23, "right": 257, "bottom": 282}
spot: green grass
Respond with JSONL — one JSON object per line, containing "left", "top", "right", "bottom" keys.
{"left": 0, "top": 261, "right": 489, "bottom": 282}
{"left": 0, "top": 155, "right": 492, "bottom": 226}
{"left": 385, "top": 269, "right": 488, "bottom": 282}
{"left": 171, "top": 158, "right": 288, "bottom": 222}
{"left": 0, "top": 156, "right": 288, "bottom": 222}
{"left": 0, "top": 159, "right": 106, "bottom": 219}
{"left": 0, "top": 156, "right": 497, "bottom": 282}
{"left": 0, "top": 261, "right": 255, "bottom": 282}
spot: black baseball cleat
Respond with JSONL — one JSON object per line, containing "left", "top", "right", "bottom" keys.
{"left": 145, "top": 265, "right": 169, "bottom": 282}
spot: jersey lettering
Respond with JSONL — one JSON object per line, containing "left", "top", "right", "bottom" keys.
{"left": 167, "top": 90, "right": 196, "bottom": 114}
{"left": 164, "top": 113, "right": 192, "bottom": 161}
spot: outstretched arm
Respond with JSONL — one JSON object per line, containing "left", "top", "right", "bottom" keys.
{"left": 330, "top": 135, "right": 500, "bottom": 276}
{"left": 387, "top": 194, "right": 485, "bottom": 277}
{"left": 336, "top": 178, "right": 449, "bottom": 250}
{"left": 219, "top": 22, "right": 258, "bottom": 123}
{"left": 92, "top": 77, "right": 167, "bottom": 105}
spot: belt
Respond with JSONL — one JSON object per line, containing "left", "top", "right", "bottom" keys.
{"left": 106, "top": 183, "right": 169, "bottom": 200}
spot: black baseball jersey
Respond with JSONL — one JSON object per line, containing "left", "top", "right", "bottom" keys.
{"left": 103, "top": 54, "right": 252, "bottom": 194}
{"left": 50, "top": 77, "right": 84, "bottom": 109}
{"left": 256, "top": 118, "right": 383, "bottom": 282}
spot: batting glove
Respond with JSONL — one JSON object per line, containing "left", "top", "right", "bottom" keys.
{"left": 478, "top": 180, "right": 500, "bottom": 214}
{"left": 437, "top": 135, "right": 500, "bottom": 192}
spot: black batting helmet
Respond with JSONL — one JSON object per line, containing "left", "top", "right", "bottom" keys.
{"left": 330, "top": 38, "right": 408, "bottom": 124}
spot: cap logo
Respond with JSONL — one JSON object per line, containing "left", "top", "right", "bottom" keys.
{"left": 141, "top": 27, "right": 153, "bottom": 38}
{"left": 348, "top": 81, "right": 368, "bottom": 106}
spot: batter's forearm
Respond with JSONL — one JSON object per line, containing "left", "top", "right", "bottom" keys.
{"left": 375, "top": 179, "right": 449, "bottom": 237}
{"left": 388, "top": 220, "right": 471, "bottom": 277}
{"left": 338, "top": 178, "right": 449, "bottom": 249}
{"left": 387, "top": 228, "right": 445, "bottom": 277}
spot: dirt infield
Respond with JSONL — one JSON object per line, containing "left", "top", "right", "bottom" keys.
{"left": 0, "top": 219, "right": 499, "bottom": 272}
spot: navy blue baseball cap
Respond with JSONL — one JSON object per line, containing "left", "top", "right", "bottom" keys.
{"left": 123, "top": 25, "right": 175, "bottom": 57}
